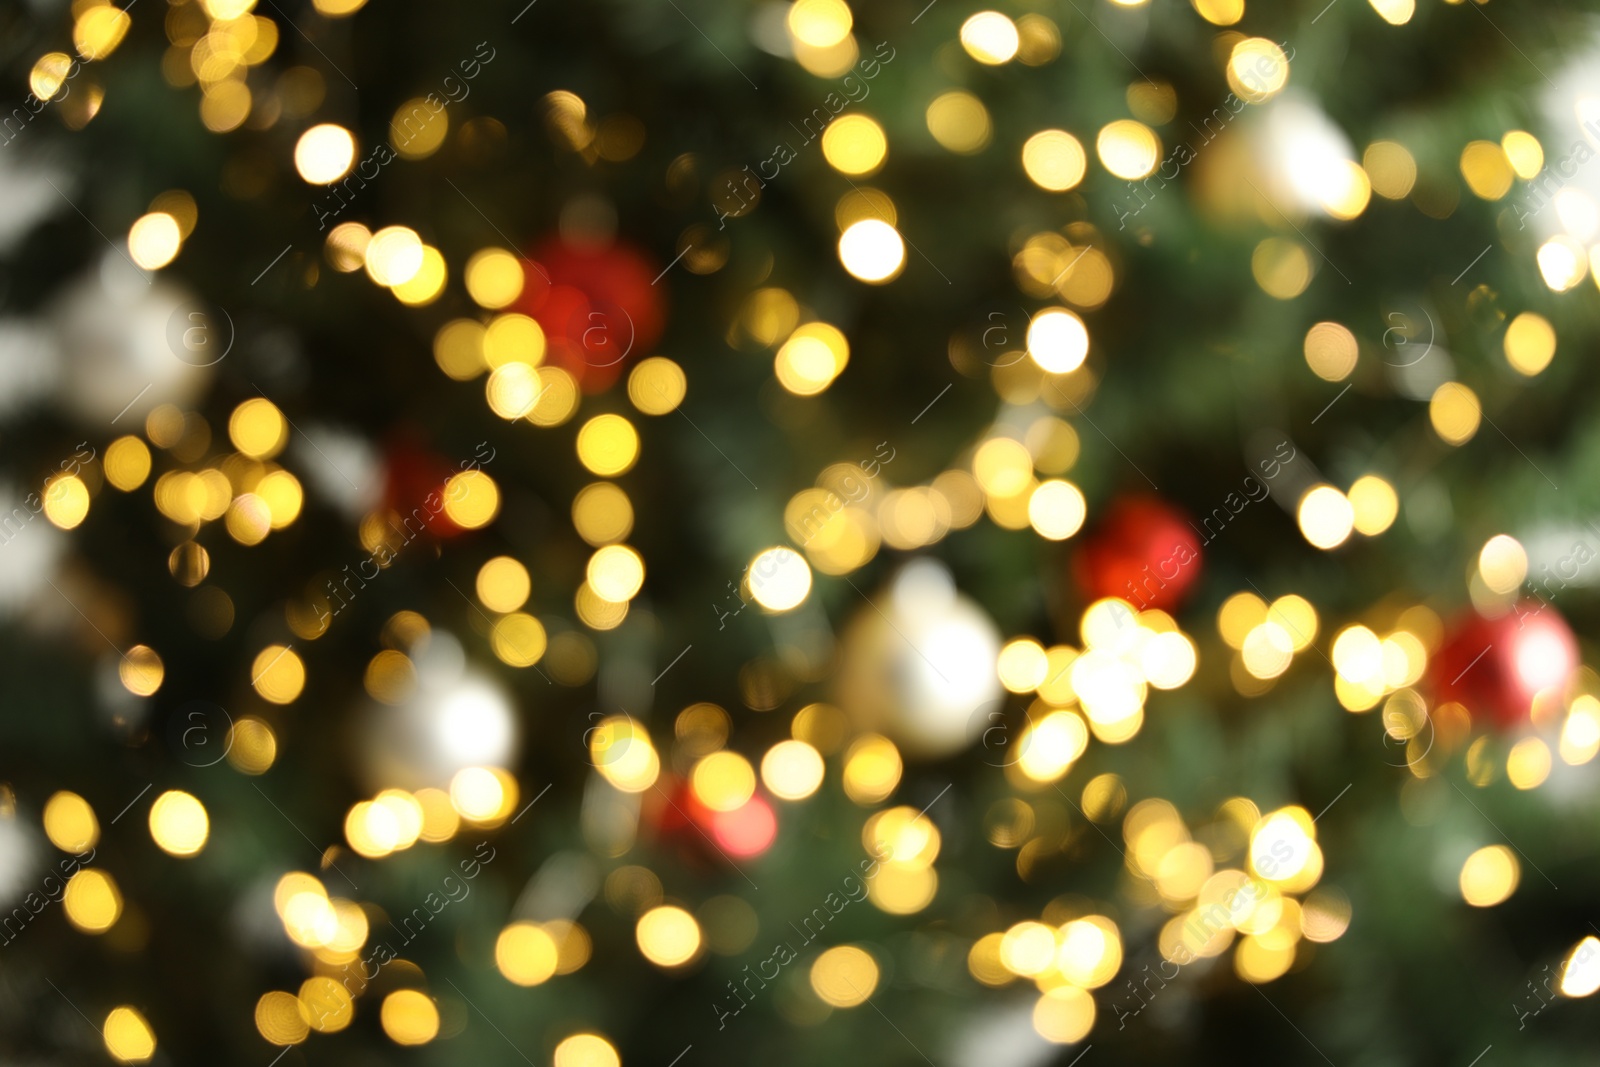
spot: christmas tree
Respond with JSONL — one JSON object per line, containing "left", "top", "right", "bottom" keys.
{"left": 4, "top": 0, "right": 1600, "bottom": 1064}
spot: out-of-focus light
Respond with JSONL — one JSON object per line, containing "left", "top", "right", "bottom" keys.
{"left": 960, "top": 12, "right": 1019, "bottom": 65}
{"left": 295, "top": 124, "right": 356, "bottom": 184}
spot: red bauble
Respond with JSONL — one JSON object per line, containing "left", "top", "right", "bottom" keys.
{"left": 519, "top": 238, "right": 664, "bottom": 393}
{"left": 383, "top": 434, "right": 466, "bottom": 538}
{"left": 646, "top": 778, "right": 777, "bottom": 861}
{"left": 1073, "top": 495, "right": 1203, "bottom": 613}
{"left": 1432, "top": 605, "right": 1579, "bottom": 730}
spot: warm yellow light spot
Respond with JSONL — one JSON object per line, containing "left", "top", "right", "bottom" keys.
{"left": 42, "top": 474, "right": 89, "bottom": 530}
{"left": 775, "top": 322, "right": 850, "bottom": 394}
{"left": 380, "top": 990, "right": 439, "bottom": 1046}
{"left": 1460, "top": 140, "right": 1513, "bottom": 200}
{"left": 1561, "top": 937, "right": 1600, "bottom": 997}
{"left": 1026, "top": 307, "right": 1088, "bottom": 373}
{"left": 1504, "top": 312, "right": 1556, "bottom": 376}
{"left": 229, "top": 398, "right": 288, "bottom": 459}
{"left": 443, "top": 469, "right": 501, "bottom": 529}
{"left": 1191, "top": 0, "right": 1244, "bottom": 25}
{"left": 491, "top": 613, "right": 548, "bottom": 667}
{"left": 1562, "top": 697, "right": 1600, "bottom": 766}
{"left": 1502, "top": 130, "right": 1544, "bottom": 179}
{"left": 998, "top": 638, "right": 1049, "bottom": 693}
{"left": 1363, "top": 140, "right": 1417, "bottom": 199}
{"left": 842, "top": 734, "right": 901, "bottom": 804}
{"left": 1252, "top": 237, "right": 1313, "bottom": 300}
{"left": 486, "top": 363, "right": 541, "bottom": 421}
{"left": 149, "top": 789, "right": 208, "bottom": 856}
{"left": 1056, "top": 916, "right": 1122, "bottom": 988}
{"left": 1000, "top": 921, "right": 1058, "bottom": 976}
{"left": 821, "top": 114, "right": 887, "bottom": 176}
{"left": 1028, "top": 480, "right": 1087, "bottom": 540}
{"left": 299, "top": 975, "right": 353, "bottom": 1032}
{"left": 252, "top": 644, "right": 306, "bottom": 704}
{"left": 973, "top": 437, "right": 1033, "bottom": 496}
{"left": 692, "top": 750, "right": 757, "bottom": 812}
{"left": 364, "top": 225, "right": 424, "bottom": 287}
{"left": 1320, "top": 160, "right": 1373, "bottom": 220}
{"left": 554, "top": 1033, "right": 621, "bottom": 1067}
{"left": 325, "top": 222, "right": 371, "bottom": 272}
{"left": 1021, "top": 129, "right": 1087, "bottom": 192}
{"left": 477, "top": 556, "right": 530, "bottom": 613}
{"left": 1459, "top": 845, "right": 1519, "bottom": 906}
{"left": 44, "top": 791, "right": 99, "bottom": 853}
{"left": 1032, "top": 984, "right": 1095, "bottom": 1043}
{"left": 811, "top": 945, "right": 879, "bottom": 1006}
{"left": 483, "top": 313, "right": 547, "bottom": 370}
{"left": 128, "top": 213, "right": 181, "bottom": 271}
{"left": 960, "top": 11, "right": 1020, "bottom": 65}
{"left": 103, "top": 1006, "right": 155, "bottom": 1064}
{"left": 1429, "top": 382, "right": 1481, "bottom": 445}
{"left": 1539, "top": 236, "right": 1587, "bottom": 292}
{"left": 75, "top": 6, "right": 130, "bottom": 60}
{"left": 1227, "top": 38, "right": 1289, "bottom": 103}
{"left": 1346, "top": 475, "right": 1398, "bottom": 537}
{"left": 628, "top": 356, "right": 687, "bottom": 415}
{"left": 497, "top": 921, "right": 560, "bottom": 986}
{"left": 1366, "top": 0, "right": 1414, "bottom": 23}
{"left": 450, "top": 766, "right": 514, "bottom": 824}
{"left": 1096, "top": 120, "right": 1160, "bottom": 180}
{"left": 1478, "top": 534, "right": 1527, "bottom": 595}
{"left": 255, "top": 991, "right": 310, "bottom": 1046}
{"left": 576, "top": 581, "right": 629, "bottom": 631}
{"left": 1242, "top": 621, "right": 1294, "bottom": 679}
{"left": 227, "top": 717, "right": 277, "bottom": 775}
{"left": 1507, "top": 736, "right": 1552, "bottom": 790}
{"left": 256, "top": 470, "right": 303, "bottom": 530}
{"left": 637, "top": 904, "right": 702, "bottom": 967}
{"left": 587, "top": 544, "right": 645, "bottom": 603}
{"left": 465, "top": 248, "right": 525, "bottom": 309}
{"left": 1251, "top": 809, "right": 1315, "bottom": 882}
{"left": 838, "top": 219, "right": 905, "bottom": 283}
{"left": 591, "top": 716, "right": 660, "bottom": 792}
{"left": 294, "top": 124, "right": 356, "bottom": 184}
{"left": 388, "top": 95, "right": 448, "bottom": 160}
{"left": 1297, "top": 485, "right": 1354, "bottom": 550}
{"left": 572, "top": 482, "right": 634, "bottom": 546}
{"left": 30, "top": 52, "right": 73, "bottom": 101}
{"left": 1018, "top": 710, "right": 1089, "bottom": 782}
{"left": 392, "top": 245, "right": 447, "bottom": 306}
{"left": 926, "top": 91, "right": 992, "bottom": 154}
{"left": 761, "top": 739, "right": 824, "bottom": 800}
{"left": 747, "top": 546, "right": 812, "bottom": 611}
{"left": 787, "top": 0, "right": 853, "bottom": 48}
{"left": 105, "top": 436, "right": 152, "bottom": 491}
{"left": 311, "top": 0, "right": 367, "bottom": 14}
{"left": 120, "top": 645, "right": 164, "bottom": 697}
{"left": 63, "top": 868, "right": 121, "bottom": 932}
{"left": 1141, "top": 631, "right": 1198, "bottom": 688}
{"left": 576, "top": 414, "right": 640, "bottom": 477}
{"left": 226, "top": 493, "right": 273, "bottom": 545}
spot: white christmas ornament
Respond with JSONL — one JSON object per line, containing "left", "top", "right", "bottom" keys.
{"left": 836, "top": 558, "right": 1003, "bottom": 758}
{"left": 359, "top": 631, "right": 520, "bottom": 791}
{"left": 50, "top": 252, "right": 212, "bottom": 427}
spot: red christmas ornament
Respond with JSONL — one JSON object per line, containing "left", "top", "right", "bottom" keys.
{"left": 519, "top": 237, "right": 664, "bottom": 393}
{"left": 645, "top": 778, "right": 777, "bottom": 861}
{"left": 1074, "top": 495, "right": 1203, "bottom": 613}
{"left": 1432, "top": 604, "right": 1578, "bottom": 730}
{"left": 383, "top": 434, "right": 467, "bottom": 538}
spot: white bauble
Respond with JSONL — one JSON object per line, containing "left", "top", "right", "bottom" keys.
{"left": 836, "top": 558, "right": 1003, "bottom": 758}
{"left": 49, "top": 252, "right": 213, "bottom": 427}
{"left": 358, "top": 631, "right": 521, "bottom": 790}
